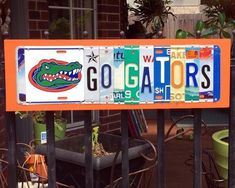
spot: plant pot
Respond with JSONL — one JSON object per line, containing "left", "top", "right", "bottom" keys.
{"left": 24, "top": 154, "right": 48, "bottom": 183}
{"left": 36, "top": 133, "right": 152, "bottom": 187}
{"left": 212, "top": 129, "right": 228, "bottom": 186}
{"left": 33, "top": 121, "right": 66, "bottom": 145}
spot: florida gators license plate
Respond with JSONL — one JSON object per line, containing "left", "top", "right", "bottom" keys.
{"left": 18, "top": 47, "right": 85, "bottom": 104}
{"left": 17, "top": 45, "right": 221, "bottom": 104}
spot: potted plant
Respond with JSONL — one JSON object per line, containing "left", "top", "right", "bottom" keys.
{"left": 16, "top": 111, "right": 66, "bottom": 145}
{"left": 35, "top": 126, "right": 155, "bottom": 187}
{"left": 176, "top": 5, "right": 235, "bottom": 39}
{"left": 176, "top": 20, "right": 218, "bottom": 39}
{"left": 32, "top": 111, "right": 66, "bottom": 145}
{"left": 128, "top": 0, "right": 175, "bottom": 38}
{"left": 212, "top": 129, "right": 228, "bottom": 187}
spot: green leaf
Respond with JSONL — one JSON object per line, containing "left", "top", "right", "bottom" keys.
{"left": 231, "top": 20, "right": 235, "bottom": 25}
{"left": 186, "top": 32, "right": 194, "bottom": 38}
{"left": 195, "top": 20, "right": 205, "bottom": 32}
{"left": 227, "top": 20, "right": 235, "bottom": 27}
{"left": 176, "top": 29, "right": 187, "bottom": 39}
{"left": 201, "top": 27, "right": 217, "bottom": 38}
{"left": 176, "top": 30, "right": 194, "bottom": 38}
{"left": 222, "top": 30, "right": 231, "bottom": 38}
{"left": 56, "top": 124, "right": 63, "bottom": 131}
{"left": 218, "top": 12, "right": 226, "bottom": 26}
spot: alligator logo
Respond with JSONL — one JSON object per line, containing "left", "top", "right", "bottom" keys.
{"left": 29, "top": 59, "right": 82, "bottom": 92}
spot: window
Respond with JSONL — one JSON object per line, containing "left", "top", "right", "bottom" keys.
{"left": 48, "top": 0, "right": 98, "bottom": 130}
{"left": 48, "top": 0, "right": 96, "bottom": 39}
{"left": 62, "top": 111, "right": 99, "bottom": 132}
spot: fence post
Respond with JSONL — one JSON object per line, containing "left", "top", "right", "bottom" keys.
{"left": 83, "top": 30, "right": 94, "bottom": 188}
{"left": 45, "top": 111, "right": 56, "bottom": 187}
{"left": 157, "top": 109, "right": 165, "bottom": 188}
{"left": 120, "top": 30, "right": 130, "bottom": 188}
{"left": 229, "top": 29, "right": 235, "bottom": 188}
{"left": 193, "top": 30, "right": 202, "bottom": 188}
{"left": 84, "top": 110, "right": 93, "bottom": 188}
{"left": 121, "top": 110, "right": 129, "bottom": 188}
{"left": 193, "top": 109, "right": 202, "bottom": 188}
{"left": 156, "top": 30, "right": 166, "bottom": 188}
{"left": 1, "top": 31, "right": 17, "bottom": 188}
{"left": 42, "top": 30, "right": 57, "bottom": 188}
{"left": 6, "top": 113, "right": 17, "bottom": 188}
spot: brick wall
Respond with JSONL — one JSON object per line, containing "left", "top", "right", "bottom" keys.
{"left": 27, "top": 0, "right": 126, "bottom": 132}
{"left": 28, "top": 0, "right": 127, "bottom": 39}
{"left": 99, "top": 110, "right": 121, "bottom": 132}
{"left": 97, "top": 0, "right": 127, "bottom": 38}
{"left": 28, "top": 0, "right": 49, "bottom": 39}
{"left": 97, "top": 0, "right": 127, "bottom": 131}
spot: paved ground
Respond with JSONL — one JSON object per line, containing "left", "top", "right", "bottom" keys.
{"left": 142, "top": 120, "right": 227, "bottom": 188}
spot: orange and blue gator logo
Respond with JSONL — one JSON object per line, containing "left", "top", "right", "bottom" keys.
{"left": 28, "top": 59, "right": 82, "bottom": 92}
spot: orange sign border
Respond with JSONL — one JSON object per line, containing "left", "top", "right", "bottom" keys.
{"left": 4, "top": 39, "right": 231, "bottom": 111}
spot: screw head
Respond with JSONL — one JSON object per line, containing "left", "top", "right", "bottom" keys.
{"left": 120, "top": 31, "right": 125, "bottom": 38}
{"left": 44, "top": 30, "right": 49, "bottom": 37}
{"left": 83, "top": 31, "right": 88, "bottom": 38}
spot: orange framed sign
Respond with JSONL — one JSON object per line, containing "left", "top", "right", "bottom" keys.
{"left": 4, "top": 39, "right": 230, "bottom": 111}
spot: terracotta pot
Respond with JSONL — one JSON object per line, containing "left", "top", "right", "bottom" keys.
{"left": 24, "top": 154, "right": 48, "bottom": 182}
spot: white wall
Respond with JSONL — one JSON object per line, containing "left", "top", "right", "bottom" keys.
{"left": 172, "top": 0, "right": 201, "bottom": 6}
